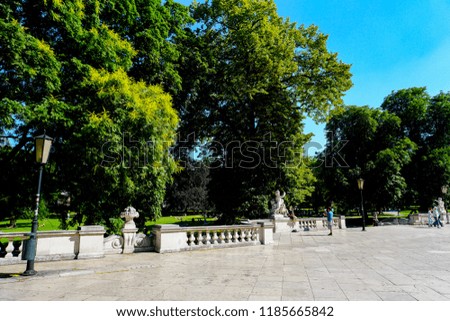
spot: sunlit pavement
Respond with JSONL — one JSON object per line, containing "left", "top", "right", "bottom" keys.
{"left": 1, "top": 224, "right": 450, "bottom": 301}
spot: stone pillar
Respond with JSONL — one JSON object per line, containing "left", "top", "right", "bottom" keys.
{"left": 272, "top": 217, "right": 292, "bottom": 233}
{"left": 77, "top": 225, "right": 106, "bottom": 259}
{"left": 257, "top": 221, "right": 274, "bottom": 245}
{"left": 153, "top": 224, "right": 188, "bottom": 253}
{"left": 339, "top": 215, "right": 346, "bottom": 229}
{"left": 122, "top": 228, "right": 138, "bottom": 254}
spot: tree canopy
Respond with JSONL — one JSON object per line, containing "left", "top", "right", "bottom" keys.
{"left": 381, "top": 88, "right": 450, "bottom": 210}
{"left": 173, "top": 0, "right": 352, "bottom": 221}
{"left": 1, "top": 0, "right": 353, "bottom": 228}
{"left": 0, "top": 0, "right": 185, "bottom": 227}
{"left": 320, "top": 106, "right": 416, "bottom": 213}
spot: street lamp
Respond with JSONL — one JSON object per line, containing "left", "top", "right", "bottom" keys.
{"left": 357, "top": 178, "right": 366, "bottom": 231}
{"left": 23, "top": 132, "right": 53, "bottom": 276}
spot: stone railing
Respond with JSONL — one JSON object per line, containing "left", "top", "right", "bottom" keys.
{"left": 0, "top": 226, "right": 105, "bottom": 266}
{"left": 408, "top": 213, "right": 449, "bottom": 225}
{"left": 153, "top": 221, "right": 274, "bottom": 253}
{"left": 272, "top": 216, "right": 345, "bottom": 233}
{"left": 0, "top": 233, "right": 29, "bottom": 265}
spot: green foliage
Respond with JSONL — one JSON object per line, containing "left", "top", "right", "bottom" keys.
{"left": 174, "top": 0, "right": 351, "bottom": 221}
{"left": 321, "top": 88, "right": 450, "bottom": 213}
{"left": 320, "top": 106, "right": 416, "bottom": 213}
{"left": 1, "top": 0, "right": 353, "bottom": 227}
{"left": 107, "top": 217, "right": 125, "bottom": 236}
{"left": 381, "top": 88, "right": 450, "bottom": 210}
{"left": 0, "top": 0, "right": 182, "bottom": 228}
{"left": 99, "top": 0, "right": 192, "bottom": 93}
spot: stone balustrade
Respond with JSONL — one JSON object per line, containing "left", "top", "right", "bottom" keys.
{"left": 153, "top": 221, "right": 274, "bottom": 253}
{"left": 0, "top": 226, "right": 105, "bottom": 266}
{"left": 408, "top": 213, "right": 449, "bottom": 225}
{"left": 272, "top": 216, "right": 345, "bottom": 233}
{"left": 409, "top": 213, "right": 431, "bottom": 225}
{"left": 0, "top": 233, "right": 29, "bottom": 265}
{"left": 1, "top": 214, "right": 348, "bottom": 266}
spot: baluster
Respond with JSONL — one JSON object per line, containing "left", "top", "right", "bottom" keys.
{"left": 224, "top": 230, "right": 231, "bottom": 243}
{"left": 218, "top": 231, "right": 225, "bottom": 244}
{"left": 211, "top": 231, "right": 219, "bottom": 244}
{"left": 241, "top": 229, "right": 247, "bottom": 242}
{"left": 197, "top": 231, "right": 204, "bottom": 245}
{"left": 5, "top": 240, "right": 14, "bottom": 258}
{"left": 205, "top": 231, "right": 211, "bottom": 245}
{"left": 12, "top": 240, "right": 23, "bottom": 257}
{"left": 194, "top": 231, "right": 201, "bottom": 246}
{"left": 187, "top": 232, "right": 195, "bottom": 247}
{"left": 232, "top": 230, "right": 238, "bottom": 243}
{"left": 253, "top": 228, "right": 259, "bottom": 242}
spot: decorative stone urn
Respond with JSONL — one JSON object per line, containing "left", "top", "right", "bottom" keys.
{"left": 121, "top": 206, "right": 139, "bottom": 229}
{"left": 120, "top": 206, "right": 139, "bottom": 253}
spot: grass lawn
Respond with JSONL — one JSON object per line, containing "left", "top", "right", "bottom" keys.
{"left": 1, "top": 214, "right": 217, "bottom": 234}
{"left": 0, "top": 217, "right": 73, "bottom": 233}
{"left": 145, "top": 214, "right": 217, "bottom": 230}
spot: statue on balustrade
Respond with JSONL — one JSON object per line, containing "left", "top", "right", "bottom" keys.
{"left": 270, "top": 190, "right": 289, "bottom": 218}
{"left": 436, "top": 197, "right": 448, "bottom": 224}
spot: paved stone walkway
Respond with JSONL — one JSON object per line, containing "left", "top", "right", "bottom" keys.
{"left": 1, "top": 225, "right": 450, "bottom": 301}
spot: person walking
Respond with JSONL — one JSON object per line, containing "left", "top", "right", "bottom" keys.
{"left": 433, "top": 206, "right": 443, "bottom": 228}
{"left": 327, "top": 207, "right": 333, "bottom": 235}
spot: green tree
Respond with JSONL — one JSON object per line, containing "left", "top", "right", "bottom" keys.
{"left": 0, "top": 0, "right": 180, "bottom": 228}
{"left": 173, "top": 0, "right": 351, "bottom": 221}
{"left": 381, "top": 88, "right": 450, "bottom": 210}
{"left": 420, "top": 92, "right": 450, "bottom": 208}
{"left": 321, "top": 106, "right": 415, "bottom": 214}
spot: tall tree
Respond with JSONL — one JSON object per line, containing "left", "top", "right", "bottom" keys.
{"left": 381, "top": 88, "right": 450, "bottom": 210}
{"left": 174, "top": 0, "right": 352, "bottom": 221}
{"left": 0, "top": 0, "right": 180, "bottom": 227}
{"left": 321, "top": 106, "right": 415, "bottom": 214}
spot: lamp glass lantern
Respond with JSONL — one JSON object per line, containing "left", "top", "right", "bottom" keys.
{"left": 357, "top": 178, "right": 365, "bottom": 191}
{"left": 35, "top": 133, "right": 53, "bottom": 164}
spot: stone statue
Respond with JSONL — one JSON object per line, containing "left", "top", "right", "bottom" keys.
{"left": 270, "top": 190, "right": 288, "bottom": 218}
{"left": 436, "top": 197, "right": 448, "bottom": 224}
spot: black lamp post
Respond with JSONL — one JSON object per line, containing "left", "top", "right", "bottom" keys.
{"left": 357, "top": 178, "right": 366, "bottom": 231}
{"left": 23, "top": 132, "right": 53, "bottom": 276}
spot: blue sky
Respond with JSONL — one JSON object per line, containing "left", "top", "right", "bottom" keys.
{"left": 176, "top": 0, "right": 450, "bottom": 147}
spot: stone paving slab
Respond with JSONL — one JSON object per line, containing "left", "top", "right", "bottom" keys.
{"left": 1, "top": 225, "right": 450, "bottom": 301}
